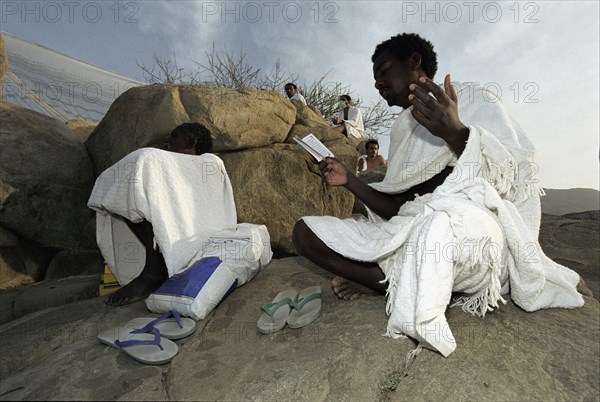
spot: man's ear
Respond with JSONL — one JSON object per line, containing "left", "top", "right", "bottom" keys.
{"left": 409, "top": 52, "right": 422, "bottom": 71}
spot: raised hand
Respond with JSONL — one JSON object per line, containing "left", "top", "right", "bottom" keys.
{"left": 408, "top": 74, "right": 469, "bottom": 156}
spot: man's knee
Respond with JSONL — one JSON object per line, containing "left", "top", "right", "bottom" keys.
{"left": 457, "top": 208, "right": 505, "bottom": 266}
{"left": 462, "top": 209, "right": 504, "bottom": 246}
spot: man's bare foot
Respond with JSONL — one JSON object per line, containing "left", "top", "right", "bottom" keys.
{"left": 104, "top": 276, "right": 164, "bottom": 306}
{"left": 332, "top": 276, "right": 378, "bottom": 300}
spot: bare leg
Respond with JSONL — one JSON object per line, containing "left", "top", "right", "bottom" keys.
{"left": 104, "top": 220, "right": 168, "bottom": 306}
{"left": 292, "top": 219, "right": 385, "bottom": 300}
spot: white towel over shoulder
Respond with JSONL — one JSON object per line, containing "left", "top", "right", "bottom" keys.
{"left": 88, "top": 148, "right": 237, "bottom": 283}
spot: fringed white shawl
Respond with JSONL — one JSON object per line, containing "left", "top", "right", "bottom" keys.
{"left": 303, "top": 84, "right": 583, "bottom": 357}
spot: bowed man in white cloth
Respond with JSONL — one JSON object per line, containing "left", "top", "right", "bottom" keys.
{"left": 292, "top": 33, "right": 584, "bottom": 357}
{"left": 88, "top": 123, "right": 237, "bottom": 306}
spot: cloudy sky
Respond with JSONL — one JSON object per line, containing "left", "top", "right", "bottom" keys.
{"left": 2, "top": 0, "right": 598, "bottom": 190}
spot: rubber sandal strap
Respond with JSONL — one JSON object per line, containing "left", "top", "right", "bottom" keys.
{"left": 260, "top": 298, "right": 293, "bottom": 318}
{"left": 131, "top": 310, "right": 183, "bottom": 334}
{"left": 115, "top": 328, "right": 164, "bottom": 351}
{"left": 290, "top": 292, "right": 321, "bottom": 311}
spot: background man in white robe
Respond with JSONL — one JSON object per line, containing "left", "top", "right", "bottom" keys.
{"left": 331, "top": 94, "right": 365, "bottom": 141}
{"left": 284, "top": 82, "right": 307, "bottom": 105}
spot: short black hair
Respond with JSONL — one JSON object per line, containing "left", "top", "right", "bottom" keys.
{"left": 340, "top": 94, "right": 352, "bottom": 102}
{"left": 365, "top": 139, "right": 379, "bottom": 148}
{"left": 371, "top": 33, "right": 438, "bottom": 79}
{"left": 285, "top": 83, "right": 297, "bottom": 89}
{"left": 170, "top": 123, "right": 213, "bottom": 155}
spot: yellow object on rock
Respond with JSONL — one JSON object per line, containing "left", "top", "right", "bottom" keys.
{"left": 99, "top": 264, "right": 120, "bottom": 296}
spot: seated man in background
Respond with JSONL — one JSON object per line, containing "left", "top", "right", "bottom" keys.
{"left": 88, "top": 123, "right": 237, "bottom": 306}
{"left": 284, "top": 82, "right": 307, "bottom": 105}
{"left": 357, "top": 138, "right": 387, "bottom": 173}
{"left": 331, "top": 95, "right": 365, "bottom": 142}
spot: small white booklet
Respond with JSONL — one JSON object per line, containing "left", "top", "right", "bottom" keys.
{"left": 293, "top": 133, "right": 334, "bottom": 162}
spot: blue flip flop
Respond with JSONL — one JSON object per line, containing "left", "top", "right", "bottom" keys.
{"left": 97, "top": 326, "right": 178, "bottom": 365}
{"left": 126, "top": 310, "right": 196, "bottom": 340}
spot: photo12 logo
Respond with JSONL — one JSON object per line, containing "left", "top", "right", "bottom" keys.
{"left": 401, "top": 1, "right": 540, "bottom": 23}
{"left": 457, "top": 82, "right": 540, "bottom": 104}
{"left": 199, "top": 1, "right": 339, "bottom": 23}
{"left": 1, "top": 1, "right": 140, "bottom": 23}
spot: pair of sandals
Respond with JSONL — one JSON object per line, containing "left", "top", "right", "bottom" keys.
{"left": 257, "top": 286, "right": 322, "bottom": 334}
{"left": 97, "top": 310, "right": 196, "bottom": 365}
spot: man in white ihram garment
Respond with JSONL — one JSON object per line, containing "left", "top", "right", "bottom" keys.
{"left": 292, "top": 33, "right": 584, "bottom": 357}
{"left": 284, "top": 82, "right": 307, "bottom": 105}
{"left": 88, "top": 123, "right": 237, "bottom": 306}
{"left": 331, "top": 94, "right": 365, "bottom": 141}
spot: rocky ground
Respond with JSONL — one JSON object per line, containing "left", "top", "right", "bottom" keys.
{"left": 0, "top": 212, "right": 598, "bottom": 401}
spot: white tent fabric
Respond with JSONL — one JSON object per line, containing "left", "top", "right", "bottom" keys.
{"left": 1, "top": 31, "right": 143, "bottom": 122}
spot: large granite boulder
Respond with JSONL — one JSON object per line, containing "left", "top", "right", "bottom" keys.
{"left": 286, "top": 122, "right": 346, "bottom": 144}
{"left": 0, "top": 103, "right": 95, "bottom": 249}
{"left": 0, "top": 227, "right": 55, "bottom": 290}
{"left": 85, "top": 84, "right": 297, "bottom": 175}
{"left": 221, "top": 140, "right": 358, "bottom": 254}
{"left": 289, "top": 99, "right": 329, "bottom": 128}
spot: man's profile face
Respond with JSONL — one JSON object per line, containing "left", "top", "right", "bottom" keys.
{"left": 373, "top": 50, "right": 419, "bottom": 109}
{"left": 285, "top": 85, "right": 296, "bottom": 98}
{"left": 366, "top": 143, "right": 379, "bottom": 157}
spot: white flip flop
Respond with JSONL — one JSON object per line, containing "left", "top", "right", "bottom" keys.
{"left": 257, "top": 288, "right": 298, "bottom": 334}
{"left": 98, "top": 325, "right": 178, "bottom": 365}
{"left": 287, "top": 286, "right": 322, "bottom": 329}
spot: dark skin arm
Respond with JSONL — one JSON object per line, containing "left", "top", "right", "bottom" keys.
{"left": 320, "top": 158, "right": 453, "bottom": 220}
